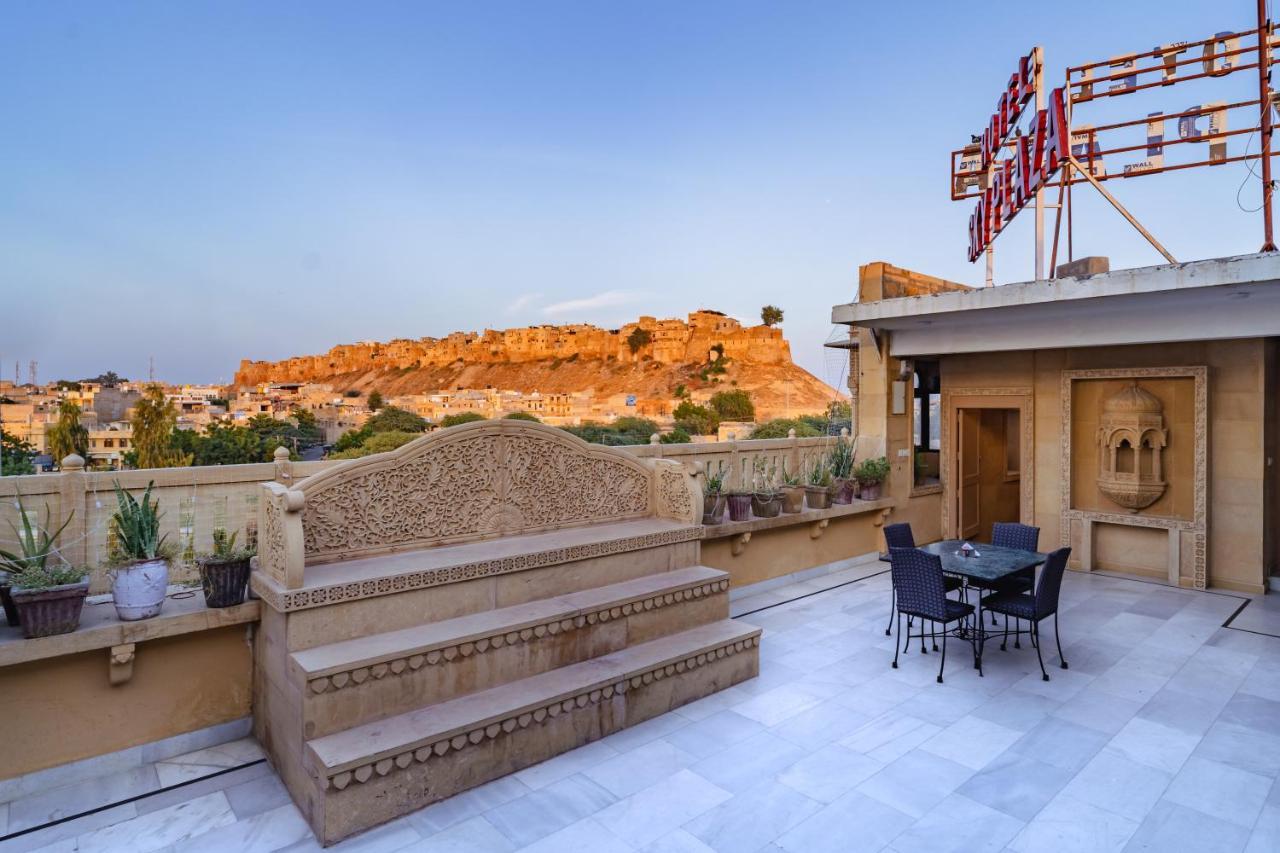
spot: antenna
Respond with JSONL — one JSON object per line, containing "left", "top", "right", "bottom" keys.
{"left": 13, "top": 361, "right": 19, "bottom": 386}
{"left": 28, "top": 360, "right": 36, "bottom": 387}
{"left": 149, "top": 355, "right": 155, "bottom": 383}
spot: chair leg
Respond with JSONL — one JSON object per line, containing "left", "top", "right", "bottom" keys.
{"left": 1000, "top": 614, "right": 1008, "bottom": 652}
{"left": 920, "top": 620, "right": 928, "bottom": 654}
{"left": 937, "top": 627, "right": 948, "bottom": 684}
{"left": 885, "top": 587, "right": 895, "bottom": 636}
{"left": 1055, "top": 611, "right": 1068, "bottom": 669}
{"left": 1034, "top": 622, "right": 1049, "bottom": 682}
{"left": 1014, "top": 617, "right": 1021, "bottom": 649}
{"left": 932, "top": 620, "right": 939, "bottom": 652}
{"left": 892, "top": 612, "right": 901, "bottom": 669}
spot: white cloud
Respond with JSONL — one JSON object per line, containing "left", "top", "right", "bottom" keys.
{"left": 507, "top": 292, "right": 541, "bottom": 313}
{"left": 541, "top": 290, "right": 643, "bottom": 316}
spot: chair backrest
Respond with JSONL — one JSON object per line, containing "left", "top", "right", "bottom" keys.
{"left": 888, "top": 547, "right": 948, "bottom": 621}
{"left": 992, "top": 522, "right": 1040, "bottom": 553}
{"left": 883, "top": 522, "right": 915, "bottom": 551}
{"left": 1035, "top": 547, "right": 1071, "bottom": 618}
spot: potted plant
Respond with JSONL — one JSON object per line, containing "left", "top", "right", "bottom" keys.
{"left": 702, "top": 464, "right": 727, "bottom": 525}
{"left": 9, "top": 564, "right": 91, "bottom": 639}
{"left": 854, "top": 456, "right": 891, "bottom": 501}
{"left": 779, "top": 463, "right": 805, "bottom": 514}
{"left": 828, "top": 440, "right": 856, "bottom": 504}
{"left": 108, "top": 481, "right": 172, "bottom": 621}
{"left": 197, "top": 528, "right": 255, "bottom": 608}
{"left": 750, "top": 459, "right": 781, "bottom": 518}
{"left": 725, "top": 485, "right": 753, "bottom": 522}
{"left": 1, "top": 496, "right": 89, "bottom": 638}
{"left": 804, "top": 459, "right": 833, "bottom": 509}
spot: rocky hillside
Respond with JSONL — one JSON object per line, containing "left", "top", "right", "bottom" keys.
{"left": 235, "top": 311, "right": 842, "bottom": 419}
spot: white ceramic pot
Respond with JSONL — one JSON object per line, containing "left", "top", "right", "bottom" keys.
{"left": 112, "top": 558, "right": 169, "bottom": 621}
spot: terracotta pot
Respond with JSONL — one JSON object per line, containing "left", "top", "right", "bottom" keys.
{"left": 112, "top": 558, "right": 169, "bottom": 621}
{"left": 833, "top": 477, "right": 856, "bottom": 505}
{"left": 781, "top": 486, "right": 805, "bottom": 514}
{"left": 10, "top": 581, "right": 89, "bottom": 639}
{"left": 860, "top": 482, "right": 883, "bottom": 501}
{"left": 751, "top": 494, "right": 781, "bottom": 518}
{"left": 702, "top": 494, "right": 726, "bottom": 525}
{"left": 727, "top": 494, "right": 753, "bottom": 521}
{"left": 0, "top": 579, "right": 20, "bottom": 627}
{"left": 804, "top": 486, "right": 832, "bottom": 510}
{"left": 199, "top": 557, "right": 252, "bottom": 608}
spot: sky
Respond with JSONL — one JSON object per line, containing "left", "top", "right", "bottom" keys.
{"left": 1, "top": 1, "right": 1272, "bottom": 390}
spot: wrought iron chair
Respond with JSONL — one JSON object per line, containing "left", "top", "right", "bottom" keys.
{"left": 882, "top": 523, "right": 962, "bottom": 648}
{"left": 980, "top": 547, "right": 1071, "bottom": 681}
{"left": 968, "top": 522, "right": 1040, "bottom": 638}
{"left": 889, "top": 547, "right": 976, "bottom": 683}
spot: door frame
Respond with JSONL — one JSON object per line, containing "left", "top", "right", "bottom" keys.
{"left": 940, "top": 387, "right": 1035, "bottom": 539}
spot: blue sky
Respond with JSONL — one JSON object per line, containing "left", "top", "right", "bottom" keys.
{"left": 1, "top": 1, "right": 1269, "bottom": 388}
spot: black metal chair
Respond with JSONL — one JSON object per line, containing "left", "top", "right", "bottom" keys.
{"left": 889, "top": 547, "right": 975, "bottom": 683}
{"left": 882, "top": 523, "right": 962, "bottom": 647}
{"left": 981, "top": 546, "right": 1071, "bottom": 681}
{"left": 968, "top": 522, "right": 1040, "bottom": 639}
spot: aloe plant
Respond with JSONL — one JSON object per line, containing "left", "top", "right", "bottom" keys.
{"left": 1, "top": 493, "right": 74, "bottom": 582}
{"left": 827, "top": 440, "right": 855, "bottom": 480}
{"left": 110, "top": 480, "right": 170, "bottom": 562}
{"left": 806, "top": 458, "right": 832, "bottom": 488}
{"left": 202, "top": 528, "right": 255, "bottom": 564}
{"left": 703, "top": 462, "right": 727, "bottom": 496}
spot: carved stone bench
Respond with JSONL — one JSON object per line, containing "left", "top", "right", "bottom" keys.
{"left": 250, "top": 420, "right": 760, "bottom": 845}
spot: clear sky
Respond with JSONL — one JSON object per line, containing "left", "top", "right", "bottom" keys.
{"left": 2, "top": 1, "right": 1270, "bottom": 389}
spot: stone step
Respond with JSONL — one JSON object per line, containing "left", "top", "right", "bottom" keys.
{"left": 301, "top": 619, "right": 761, "bottom": 843}
{"left": 292, "top": 566, "right": 731, "bottom": 736}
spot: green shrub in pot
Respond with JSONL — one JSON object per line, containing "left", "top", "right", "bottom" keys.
{"left": 108, "top": 481, "right": 172, "bottom": 621}
{"left": 1, "top": 495, "right": 88, "bottom": 637}
{"left": 854, "top": 456, "right": 891, "bottom": 500}
{"left": 197, "top": 528, "right": 255, "bottom": 608}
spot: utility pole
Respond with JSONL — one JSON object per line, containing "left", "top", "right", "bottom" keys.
{"left": 1259, "top": 0, "right": 1276, "bottom": 251}
{"left": 28, "top": 360, "right": 37, "bottom": 388}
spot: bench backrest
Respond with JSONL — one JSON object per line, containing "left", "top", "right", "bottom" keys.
{"left": 256, "top": 420, "right": 699, "bottom": 588}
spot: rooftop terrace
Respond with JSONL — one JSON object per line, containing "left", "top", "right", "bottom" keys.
{"left": 4, "top": 559, "right": 1277, "bottom": 853}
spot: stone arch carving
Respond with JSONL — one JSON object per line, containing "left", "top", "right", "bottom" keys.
{"left": 295, "top": 420, "right": 667, "bottom": 563}
{"left": 1096, "top": 382, "right": 1168, "bottom": 512}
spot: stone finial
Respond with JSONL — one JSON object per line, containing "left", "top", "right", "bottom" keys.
{"left": 61, "top": 453, "right": 86, "bottom": 472}
{"left": 840, "top": 427, "right": 850, "bottom": 439}
{"left": 649, "top": 433, "right": 660, "bottom": 445}
{"left": 787, "top": 428, "right": 797, "bottom": 438}
{"left": 274, "top": 445, "right": 292, "bottom": 462}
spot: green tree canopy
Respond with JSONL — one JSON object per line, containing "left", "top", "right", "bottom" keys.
{"left": 749, "top": 418, "right": 822, "bottom": 439}
{"left": 673, "top": 401, "right": 719, "bottom": 436}
{"left": 129, "top": 385, "right": 191, "bottom": 469}
{"left": 48, "top": 399, "right": 90, "bottom": 464}
{"left": 367, "top": 390, "right": 384, "bottom": 411}
{"left": 708, "top": 389, "right": 755, "bottom": 421}
{"left": 330, "top": 430, "right": 420, "bottom": 459}
{"left": 626, "top": 327, "right": 652, "bottom": 354}
{"left": 659, "top": 428, "right": 692, "bottom": 444}
{"left": 761, "top": 305, "right": 784, "bottom": 326}
{"left": 367, "top": 405, "right": 428, "bottom": 434}
{"left": 504, "top": 411, "right": 540, "bottom": 422}
{"left": 1, "top": 429, "right": 35, "bottom": 475}
{"left": 440, "top": 412, "right": 487, "bottom": 429}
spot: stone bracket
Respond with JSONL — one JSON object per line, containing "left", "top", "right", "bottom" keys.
{"left": 809, "top": 519, "right": 830, "bottom": 540}
{"left": 731, "top": 532, "right": 752, "bottom": 557}
{"left": 109, "top": 643, "right": 136, "bottom": 686}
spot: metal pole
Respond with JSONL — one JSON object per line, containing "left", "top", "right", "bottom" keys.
{"left": 1034, "top": 47, "right": 1046, "bottom": 279}
{"left": 1066, "top": 155, "right": 1177, "bottom": 263}
{"left": 1259, "top": 0, "right": 1276, "bottom": 251}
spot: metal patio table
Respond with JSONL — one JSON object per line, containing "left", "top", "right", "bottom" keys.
{"left": 918, "top": 540, "right": 1047, "bottom": 670}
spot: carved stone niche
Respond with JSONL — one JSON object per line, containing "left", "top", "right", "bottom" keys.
{"left": 1096, "top": 382, "right": 1168, "bottom": 512}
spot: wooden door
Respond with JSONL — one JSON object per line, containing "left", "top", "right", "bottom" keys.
{"left": 958, "top": 409, "right": 981, "bottom": 540}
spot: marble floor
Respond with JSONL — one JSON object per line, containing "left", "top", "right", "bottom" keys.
{"left": 3, "top": 566, "right": 1279, "bottom": 853}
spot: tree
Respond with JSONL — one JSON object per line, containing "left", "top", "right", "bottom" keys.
{"left": 560, "top": 417, "right": 659, "bottom": 446}
{"left": 504, "top": 411, "right": 540, "bottom": 422}
{"left": 82, "top": 371, "right": 124, "bottom": 386}
{"left": 1, "top": 429, "right": 35, "bottom": 475}
{"left": 626, "top": 327, "right": 652, "bottom": 355}
{"left": 367, "top": 405, "right": 428, "bottom": 434}
{"left": 673, "top": 384, "right": 689, "bottom": 400}
{"left": 749, "top": 418, "right": 822, "bottom": 439}
{"left": 344, "top": 389, "right": 361, "bottom": 398}
{"left": 673, "top": 401, "right": 719, "bottom": 436}
{"left": 440, "top": 412, "right": 486, "bottom": 429}
{"left": 333, "top": 425, "right": 373, "bottom": 454}
{"left": 761, "top": 305, "right": 784, "bottom": 327}
{"left": 55, "top": 380, "right": 82, "bottom": 392}
{"left": 173, "top": 422, "right": 266, "bottom": 465}
{"left": 48, "top": 400, "right": 90, "bottom": 464}
{"left": 659, "top": 428, "right": 692, "bottom": 444}
{"left": 130, "top": 385, "right": 191, "bottom": 468}
{"left": 330, "top": 431, "right": 419, "bottom": 459}
{"left": 367, "top": 390, "right": 384, "bottom": 411}
{"left": 709, "top": 389, "right": 755, "bottom": 421}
